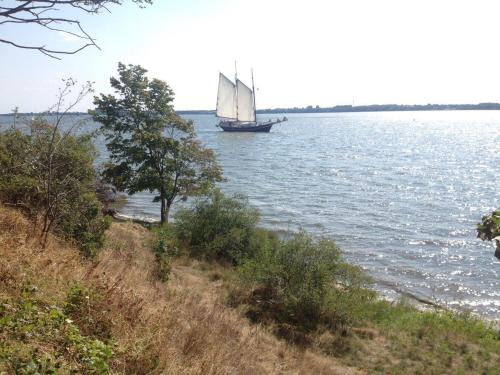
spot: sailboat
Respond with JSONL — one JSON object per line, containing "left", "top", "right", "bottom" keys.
{"left": 216, "top": 69, "right": 287, "bottom": 132}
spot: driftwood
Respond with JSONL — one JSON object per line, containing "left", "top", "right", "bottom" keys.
{"left": 399, "top": 291, "right": 445, "bottom": 310}
{"left": 104, "top": 210, "right": 160, "bottom": 228}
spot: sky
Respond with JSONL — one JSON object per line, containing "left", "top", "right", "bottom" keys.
{"left": 1, "top": 0, "right": 500, "bottom": 112}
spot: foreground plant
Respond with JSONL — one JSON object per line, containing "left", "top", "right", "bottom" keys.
{"left": 0, "top": 289, "right": 112, "bottom": 374}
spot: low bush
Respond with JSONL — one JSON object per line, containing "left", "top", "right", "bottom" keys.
{"left": 477, "top": 210, "right": 500, "bottom": 241}
{"left": 151, "top": 224, "right": 180, "bottom": 281}
{"left": 237, "top": 232, "right": 374, "bottom": 334}
{"left": 174, "top": 189, "right": 261, "bottom": 264}
{"left": 0, "top": 120, "right": 110, "bottom": 257}
{"left": 58, "top": 193, "right": 111, "bottom": 258}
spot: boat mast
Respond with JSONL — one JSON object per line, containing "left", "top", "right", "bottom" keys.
{"left": 235, "top": 61, "right": 239, "bottom": 122}
{"left": 215, "top": 73, "right": 221, "bottom": 119}
{"left": 251, "top": 68, "right": 257, "bottom": 123}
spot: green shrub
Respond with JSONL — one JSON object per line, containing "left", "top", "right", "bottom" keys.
{"left": 0, "top": 129, "right": 39, "bottom": 215}
{"left": 174, "top": 189, "right": 260, "bottom": 264}
{"left": 477, "top": 210, "right": 500, "bottom": 241}
{"left": 477, "top": 210, "right": 500, "bottom": 258}
{"left": 58, "top": 193, "right": 111, "bottom": 258}
{"left": 238, "top": 232, "right": 374, "bottom": 333}
{"left": 0, "top": 120, "right": 109, "bottom": 257}
{"left": 151, "top": 225, "right": 180, "bottom": 282}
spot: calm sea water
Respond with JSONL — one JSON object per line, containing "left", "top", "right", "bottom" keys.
{"left": 1, "top": 111, "right": 499, "bottom": 319}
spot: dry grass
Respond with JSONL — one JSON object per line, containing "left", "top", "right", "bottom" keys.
{"left": 0, "top": 205, "right": 360, "bottom": 374}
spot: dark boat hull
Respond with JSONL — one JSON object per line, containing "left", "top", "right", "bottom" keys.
{"left": 220, "top": 124, "right": 273, "bottom": 132}
{"left": 219, "top": 122, "right": 274, "bottom": 133}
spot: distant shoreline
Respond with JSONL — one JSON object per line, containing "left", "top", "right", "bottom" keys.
{"left": 3, "top": 103, "right": 500, "bottom": 116}
{"left": 178, "top": 103, "right": 500, "bottom": 115}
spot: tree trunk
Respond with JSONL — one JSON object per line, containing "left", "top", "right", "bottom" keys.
{"left": 160, "top": 186, "right": 169, "bottom": 224}
{"left": 160, "top": 196, "right": 167, "bottom": 224}
{"left": 165, "top": 200, "right": 172, "bottom": 224}
{"left": 160, "top": 200, "right": 172, "bottom": 224}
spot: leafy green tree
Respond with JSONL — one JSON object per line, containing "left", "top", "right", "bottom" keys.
{"left": 477, "top": 210, "right": 500, "bottom": 259}
{"left": 93, "top": 63, "right": 223, "bottom": 223}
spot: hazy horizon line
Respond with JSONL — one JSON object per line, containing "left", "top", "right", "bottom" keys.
{"left": 3, "top": 102, "right": 500, "bottom": 116}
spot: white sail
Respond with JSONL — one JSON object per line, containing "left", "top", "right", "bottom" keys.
{"left": 236, "top": 79, "right": 256, "bottom": 122}
{"left": 216, "top": 73, "right": 236, "bottom": 119}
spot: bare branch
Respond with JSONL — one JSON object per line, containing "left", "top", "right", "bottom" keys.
{"left": 0, "top": 37, "right": 96, "bottom": 59}
{"left": 0, "top": 0, "right": 152, "bottom": 58}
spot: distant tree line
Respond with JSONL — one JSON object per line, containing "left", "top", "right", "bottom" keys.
{"left": 175, "top": 103, "right": 500, "bottom": 116}
{"left": 6, "top": 103, "right": 500, "bottom": 117}
{"left": 257, "top": 103, "right": 500, "bottom": 114}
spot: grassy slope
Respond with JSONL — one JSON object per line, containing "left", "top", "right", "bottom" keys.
{"left": 0, "top": 206, "right": 360, "bottom": 374}
{"left": 197, "top": 262, "right": 500, "bottom": 375}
